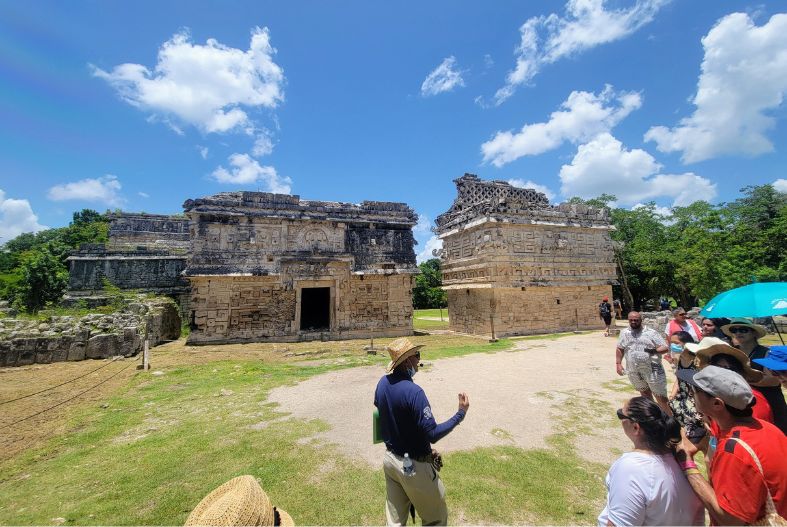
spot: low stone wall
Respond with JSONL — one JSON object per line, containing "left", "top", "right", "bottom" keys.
{"left": 639, "top": 307, "right": 702, "bottom": 333}
{"left": 0, "top": 297, "right": 181, "bottom": 367}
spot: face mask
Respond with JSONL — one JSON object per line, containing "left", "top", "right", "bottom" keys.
{"left": 406, "top": 365, "right": 417, "bottom": 378}
{"left": 670, "top": 343, "right": 684, "bottom": 353}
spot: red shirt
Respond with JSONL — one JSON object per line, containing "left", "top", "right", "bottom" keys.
{"left": 709, "top": 419, "right": 787, "bottom": 523}
{"left": 752, "top": 388, "right": 774, "bottom": 423}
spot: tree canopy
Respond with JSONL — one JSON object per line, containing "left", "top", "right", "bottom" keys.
{"left": 0, "top": 209, "right": 109, "bottom": 312}
{"left": 412, "top": 258, "right": 447, "bottom": 309}
{"left": 576, "top": 184, "right": 787, "bottom": 310}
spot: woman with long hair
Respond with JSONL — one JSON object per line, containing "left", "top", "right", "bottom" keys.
{"left": 598, "top": 397, "right": 703, "bottom": 526}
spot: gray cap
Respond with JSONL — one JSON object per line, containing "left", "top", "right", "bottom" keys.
{"left": 676, "top": 365, "right": 754, "bottom": 410}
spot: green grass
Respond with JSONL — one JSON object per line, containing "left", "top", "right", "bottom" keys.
{"left": 0, "top": 336, "right": 608, "bottom": 526}
{"left": 413, "top": 308, "right": 450, "bottom": 331}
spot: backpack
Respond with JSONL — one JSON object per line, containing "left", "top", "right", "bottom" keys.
{"left": 599, "top": 302, "right": 611, "bottom": 316}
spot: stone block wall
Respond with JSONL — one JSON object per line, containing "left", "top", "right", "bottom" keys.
{"left": 435, "top": 174, "right": 617, "bottom": 338}
{"left": 0, "top": 297, "right": 181, "bottom": 367}
{"left": 188, "top": 276, "right": 296, "bottom": 342}
{"left": 107, "top": 212, "right": 189, "bottom": 250}
{"left": 447, "top": 284, "right": 612, "bottom": 337}
{"left": 187, "top": 272, "right": 413, "bottom": 344}
{"left": 184, "top": 191, "right": 418, "bottom": 343}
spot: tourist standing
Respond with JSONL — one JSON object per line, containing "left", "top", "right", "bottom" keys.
{"left": 598, "top": 396, "right": 703, "bottom": 526}
{"left": 665, "top": 307, "right": 702, "bottom": 343}
{"left": 668, "top": 331, "right": 705, "bottom": 445}
{"left": 723, "top": 318, "right": 787, "bottom": 434}
{"left": 700, "top": 317, "right": 731, "bottom": 343}
{"left": 599, "top": 297, "right": 613, "bottom": 337}
{"left": 613, "top": 298, "right": 623, "bottom": 320}
{"left": 753, "top": 346, "right": 787, "bottom": 387}
{"left": 676, "top": 366, "right": 787, "bottom": 524}
{"left": 374, "top": 338, "right": 469, "bottom": 526}
{"left": 616, "top": 312, "right": 672, "bottom": 415}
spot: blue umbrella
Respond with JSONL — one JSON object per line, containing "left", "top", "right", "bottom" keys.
{"left": 700, "top": 282, "right": 787, "bottom": 318}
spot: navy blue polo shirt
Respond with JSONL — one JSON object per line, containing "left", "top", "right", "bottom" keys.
{"left": 374, "top": 370, "right": 465, "bottom": 458}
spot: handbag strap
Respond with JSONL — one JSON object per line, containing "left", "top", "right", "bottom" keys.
{"left": 727, "top": 437, "right": 778, "bottom": 515}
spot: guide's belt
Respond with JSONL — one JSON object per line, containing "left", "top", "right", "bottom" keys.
{"left": 387, "top": 448, "right": 432, "bottom": 463}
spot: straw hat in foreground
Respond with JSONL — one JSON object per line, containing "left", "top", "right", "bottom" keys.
{"left": 185, "top": 475, "right": 294, "bottom": 526}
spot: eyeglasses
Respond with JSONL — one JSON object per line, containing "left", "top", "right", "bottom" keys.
{"left": 729, "top": 327, "right": 752, "bottom": 334}
{"left": 616, "top": 409, "right": 633, "bottom": 421}
{"left": 413, "top": 352, "right": 421, "bottom": 359}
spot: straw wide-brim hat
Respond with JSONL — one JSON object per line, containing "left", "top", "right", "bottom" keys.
{"left": 721, "top": 317, "right": 768, "bottom": 339}
{"left": 185, "top": 475, "right": 292, "bottom": 527}
{"left": 688, "top": 337, "right": 764, "bottom": 384}
{"left": 386, "top": 337, "right": 424, "bottom": 373}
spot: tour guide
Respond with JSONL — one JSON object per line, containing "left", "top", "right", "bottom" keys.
{"left": 374, "top": 337, "right": 470, "bottom": 526}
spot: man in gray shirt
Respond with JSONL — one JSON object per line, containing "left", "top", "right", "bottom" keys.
{"left": 616, "top": 311, "right": 672, "bottom": 414}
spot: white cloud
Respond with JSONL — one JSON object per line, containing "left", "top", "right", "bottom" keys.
{"left": 421, "top": 56, "right": 465, "bottom": 97}
{"left": 138, "top": 192, "right": 150, "bottom": 198}
{"left": 645, "top": 13, "right": 787, "bottom": 163}
{"left": 211, "top": 153, "right": 291, "bottom": 193}
{"left": 252, "top": 131, "right": 274, "bottom": 157}
{"left": 774, "top": 179, "right": 787, "bottom": 193}
{"left": 632, "top": 202, "right": 672, "bottom": 217}
{"left": 416, "top": 235, "right": 443, "bottom": 264}
{"left": 508, "top": 179, "right": 556, "bottom": 201}
{"left": 198, "top": 146, "right": 209, "bottom": 159}
{"left": 482, "top": 85, "right": 641, "bottom": 167}
{"left": 0, "top": 190, "right": 47, "bottom": 243}
{"left": 414, "top": 214, "right": 434, "bottom": 236}
{"left": 559, "top": 133, "right": 716, "bottom": 206}
{"left": 47, "top": 175, "right": 124, "bottom": 206}
{"left": 92, "top": 27, "right": 284, "bottom": 134}
{"left": 494, "top": 0, "right": 669, "bottom": 104}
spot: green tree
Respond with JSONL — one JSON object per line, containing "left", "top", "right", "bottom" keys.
{"left": 14, "top": 245, "right": 69, "bottom": 312}
{"left": 412, "top": 258, "right": 446, "bottom": 309}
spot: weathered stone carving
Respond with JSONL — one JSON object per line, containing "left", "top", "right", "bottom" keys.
{"left": 65, "top": 213, "right": 190, "bottom": 311}
{"left": 435, "top": 174, "right": 617, "bottom": 337}
{"left": 183, "top": 191, "right": 418, "bottom": 344}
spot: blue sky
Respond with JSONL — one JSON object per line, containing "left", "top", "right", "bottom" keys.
{"left": 1, "top": 1, "right": 787, "bottom": 261}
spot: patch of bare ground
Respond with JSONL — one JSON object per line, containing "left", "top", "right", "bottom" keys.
{"left": 266, "top": 332, "right": 635, "bottom": 466}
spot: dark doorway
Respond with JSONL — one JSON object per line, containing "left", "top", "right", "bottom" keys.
{"left": 300, "top": 287, "right": 330, "bottom": 331}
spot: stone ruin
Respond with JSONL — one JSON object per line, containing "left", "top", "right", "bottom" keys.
{"left": 182, "top": 191, "right": 419, "bottom": 344}
{"left": 0, "top": 297, "right": 181, "bottom": 367}
{"left": 65, "top": 212, "right": 190, "bottom": 311}
{"left": 434, "top": 174, "right": 617, "bottom": 337}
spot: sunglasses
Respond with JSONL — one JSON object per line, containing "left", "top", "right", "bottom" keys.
{"left": 616, "top": 409, "right": 634, "bottom": 421}
{"left": 729, "top": 327, "right": 752, "bottom": 334}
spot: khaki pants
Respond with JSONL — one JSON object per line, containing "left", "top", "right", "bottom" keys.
{"left": 383, "top": 450, "right": 448, "bottom": 526}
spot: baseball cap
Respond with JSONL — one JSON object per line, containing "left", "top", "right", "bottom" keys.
{"left": 676, "top": 365, "right": 754, "bottom": 410}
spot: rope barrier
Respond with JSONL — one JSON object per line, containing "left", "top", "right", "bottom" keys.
{"left": 0, "top": 357, "right": 121, "bottom": 406}
{"left": 0, "top": 357, "right": 139, "bottom": 431}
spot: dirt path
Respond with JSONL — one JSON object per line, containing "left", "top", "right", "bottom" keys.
{"left": 267, "top": 332, "right": 636, "bottom": 467}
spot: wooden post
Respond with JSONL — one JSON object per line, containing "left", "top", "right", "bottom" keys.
{"left": 575, "top": 308, "right": 580, "bottom": 332}
{"left": 143, "top": 339, "right": 150, "bottom": 370}
{"left": 489, "top": 314, "right": 498, "bottom": 342}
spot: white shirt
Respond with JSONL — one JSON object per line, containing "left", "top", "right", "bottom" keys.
{"left": 618, "top": 327, "right": 665, "bottom": 366}
{"left": 598, "top": 452, "right": 703, "bottom": 526}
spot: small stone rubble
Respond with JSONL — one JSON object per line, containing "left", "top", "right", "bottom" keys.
{"left": 0, "top": 297, "right": 181, "bottom": 367}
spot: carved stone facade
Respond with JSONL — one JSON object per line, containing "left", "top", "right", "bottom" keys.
{"left": 65, "top": 213, "right": 190, "bottom": 310}
{"left": 183, "top": 192, "right": 418, "bottom": 344}
{"left": 435, "top": 174, "right": 617, "bottom": 337}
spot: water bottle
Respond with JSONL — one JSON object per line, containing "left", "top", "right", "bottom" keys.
{"left": 403, "top": 453, "right": 415, "bottom": 477}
